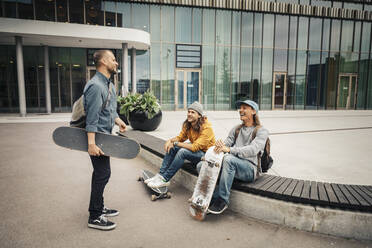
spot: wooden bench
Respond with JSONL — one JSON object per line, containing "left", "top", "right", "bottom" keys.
{"left": 123, "top": 130, "right": 372, "bottom": 213}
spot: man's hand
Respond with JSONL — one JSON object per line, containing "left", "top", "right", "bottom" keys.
{"left": 115, "top": 117, "right": 127, "bottom": 133}
{"left": 214, "top": 139, "right": 230, "bottom": 154}
{"left": 164, "top": 140, "right": 174, "bottom": 153}
{"left": 88, "top": 144, "right": 105, "bottom": 156}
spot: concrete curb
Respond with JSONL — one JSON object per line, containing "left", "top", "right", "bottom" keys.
{"left": 139, "top": 148, "right": 372, "bottom": 241}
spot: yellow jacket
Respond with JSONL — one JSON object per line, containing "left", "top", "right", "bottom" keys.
{"left": 176, "top": 118, "right": 215, "bottom": 152}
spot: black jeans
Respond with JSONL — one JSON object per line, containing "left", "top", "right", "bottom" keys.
{"left": 89, "top": 155, "right": 111, "bottom": 220}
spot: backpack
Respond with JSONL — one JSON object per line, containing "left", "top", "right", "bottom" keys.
{"left": 70, "top": 84, "right": 112, "bottom": 128}
{"left": 234, "top": 124, "right": 273, "bottom": 174}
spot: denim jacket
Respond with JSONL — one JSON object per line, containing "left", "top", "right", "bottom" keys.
{"left": 83, "top": 71, "right": 118, "bottom": 134}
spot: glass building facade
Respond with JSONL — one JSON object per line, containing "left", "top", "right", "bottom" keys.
{"left": 1, "top": 0, "right": 372, "bottom": 112}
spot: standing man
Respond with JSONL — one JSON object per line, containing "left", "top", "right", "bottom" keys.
{"left": 199, "top": 99, "right": 269, "bottom": 214}
{"left": 84, "top": 50, "right": 127, "bottom": 230}
{"left": 146, "top": 101, "right": 215, "bottom": 188}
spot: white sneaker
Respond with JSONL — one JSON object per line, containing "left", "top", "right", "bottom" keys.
{"left": 144, "top": 173, "right": 160, "bottom": 184}
{"left": 148, "top": 174, "right": 170, "bottom": 188}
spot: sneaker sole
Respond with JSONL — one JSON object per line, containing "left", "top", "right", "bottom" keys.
{"left": 207, "top": 206, "right": 228, "bottom": 215}
{"left": 88, "top": 223, "right": 117, "bottom": 231}
{"left": 104, "top": 212, "right": 119, "bottom": 217}
{"left": 149, "top": 182, "right": 170, "bottom": 188}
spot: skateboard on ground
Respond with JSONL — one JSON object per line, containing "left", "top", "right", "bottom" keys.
{"left": 138, "top": 170, "right": 171, "bottom": 201}
{"left": 53, "top": 126, "right": 140, "bottom": 159}
{"left": 189, "top": 146, "right": 224, "bottom": 221}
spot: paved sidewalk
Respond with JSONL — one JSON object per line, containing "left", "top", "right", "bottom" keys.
{"left": 1, "top": 110, "right": 371, "bottom": 185}
{"left": 0, "top": 122, "right": 371, "bottom": 247}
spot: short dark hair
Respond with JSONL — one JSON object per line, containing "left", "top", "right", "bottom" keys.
{"left": 93, "top": 50, "right": 109, "bottom": 67}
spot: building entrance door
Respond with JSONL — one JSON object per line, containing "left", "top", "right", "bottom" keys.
{"left": 272, "top": 72, "right": 287, "bottom": 109}
{"left": 337, "top": 74, "right": 357, "bottom": 109}
{"left": 175, "top": 70, "right": 201, "bottom": 110}
{"left": 87, "top": 66, "right": 96, "bottom": 80}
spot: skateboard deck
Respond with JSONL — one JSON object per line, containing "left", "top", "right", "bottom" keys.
{"left": 53, "top": 126, "right": 140, "bottom": 159}
{"left": 189, "top": 146, "right": 224, "bottom": 221}
{"left": 138, "top": 170, "right": 171, "bottom": 201}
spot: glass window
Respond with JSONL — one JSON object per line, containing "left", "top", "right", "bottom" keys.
{"left": 215, "top": 46, "right": 230, "bottom": 110}
{"left": 295, "top": 50, "right": 307, "bottom": 109}
{"left": 202, "top": 45, "right": 215, "bottom": 110}
{"left": 306, "top": 51, "right": 321, "bottom": 109}
{"left": 35, "top": 0, "right": 55, "bottom": 21}
{"left": 322, "top": 19, "right": 330, "bottom": 51}
{"left": 18, "top": 0, "right": 34, "bottom": 20}
{"left": 240, "top": 47, "right": 252, "bottom": 100}
{"left": 161, "top": 44, "right": 175, "bottom": 109}
{"left": 300, "top": 0, "right": 309, "bottom": 5}
{"left": 4, "top": 0, "right": 17, "bottom": 18}
{"left": 341, "top": 21, "right": 353, "bottom": 52}
{"left": 150, "top": 5, "right": 160, "bottom": 42}
{"left": 263, "top": 14, "right": 274, "bottom": 48}
{"left": 254, "top": 13, "right": 262, "bottom": 47}
{"left": 275, "top": 15, "right": 288, "bottom": 49}
{"left": 216, "top": 10, "right": 231, "bottom": 45}
{"left": 368, "top": 56, "right": 372, "bottom": 109}
{"left": 231, "top": 11, "right": 241, "bottom": 46}
{"left": 319, "top": 51, "right": 329, "bottom": 109}
{"left": 85, "top": 0, "right": 103, "bottom": 25}
{"left": 311, "top": 0, "right": 331, "bottom": 7}
{"left": 274, "top": 49, "right": 287, "bottom": 71}
{"left": 361, "top": 22, "right": 371, "bottom": 53}
{"left": 69, "top": 0, "right": 84, "bottom": 24}
{"left": 289, "top": 16, "right": 297, "bottom": 49}
{"left": 104, "top": 1, "right": 116, "bottom": 26}
{"left": 365, "top": 5, "right": 372, "bottom": 11}
{"left": 287, "top": 50, "right": 296, "bottom": 109}
{"left": 70, "top": 48, "right": 86, "bottom": 103}
{"left": 231, "top": 47, "right": 240, "bottom": 108}
{"left": 357, "top": 53, "right": 369, "bottom": 109}
{"left": 117, "top": 2, "right": 131, "bottom": 28}
{"left": 161, "top": 6, "right": 174, "bottom": 42}
{"left": 175, "top": 7, "right": 192, "bottom": 43}
{"left": 56, "top": 0, "right": 68, "bottom": 22}
{"left": 332, "top": 2, "right": 342, "bottom": 8}
{"left": 261, "top": 48, "right": 273, "bottom": 110}
{"left": 326, "top": 52, "right": 339, "bottom": 109}
{"left": 309, "top": 18, "right": 322, "bottom": 51}
{"left": 252, "top": 48, "right": 261, "bottom": 103}
{"left": 0, "top": 45, "right": 18, "bottom": 112}
{"left": 330, "top": 20, "right": 341, "bottom": 51}
{"left": 354, "top": 22, "right": 361, "bottom": 53}
{"left": 202, "top": 9, "right": 215, "bottom": 45}
{"left": 340, "top": 52, "right": 359, "bottom": 74}
{"left": 136, "top": 50, "right": 150, "bottom": 94}
{"left": 298, "top": 17, "right": 308, "bottom": 50}
{"left": 151, "top": 43, "right": 161, "bottom": 100}
{"left": 192, "top": 8, "right": 202, "bottom": 44}
{"left": 132, "top": 4, "right": 149, "bottom": 32}
{"left": 344, "top": 3, "right": 363, "bottom": 10}
{"left": 241, "top": 12, "right": 253, "bottom": 47}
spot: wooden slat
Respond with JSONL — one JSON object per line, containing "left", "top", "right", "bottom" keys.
{"left": 338, "top": 184, "right": 359, "bottom": 206}
{"left": 275, "top": 178, "right": 293, "bottom": 194}
{"left": 267, "top": 177, "right": 287, "bottom": 193}
{"left": 248, "top": 175, "right": 276, "bottom": 189}
{"left": 301, "top": 180, "right": 311, "bottom": 199}
{"left": 344, "top": 185, "right": 369, "bottom": 206}
{"left": 260, "top": 176, "right": 282, "bottom": 191}
{"left": 356, "top": 185, "right": 372, "bottom": 205}
{"left": 324, "top": 183, "right": 339, "bottom": 204}
{"left": 310, "top": 181, "right": 319, "bottom": 201}
{"left": 331, "top": 184, "right": 349, "bottom": 205}
{"left": 292, "top": 180, "right": 304, "bottom": 198}
{"left": 283, "top": 179, "right": 298, "bottom": 196}
{"left": 317, "top": 182, "right": 329, "bottom": 203}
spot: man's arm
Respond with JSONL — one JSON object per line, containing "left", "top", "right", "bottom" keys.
{"left": 87, "top": 132, "right": 104, "bottom": 156}
{"left": 115, "top": 117, "right": 127, "bottom": 133}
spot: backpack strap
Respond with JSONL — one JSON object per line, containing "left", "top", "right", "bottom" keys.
{"left": 234, "top": 124, "right": 244, "bottom": 143}
{"left": 101, "top": 83, "right": 112, "bottom": 111}
{"left": 252, "top": 125, "right": 262, "bottom": 177}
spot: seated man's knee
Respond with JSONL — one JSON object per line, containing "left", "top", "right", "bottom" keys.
{"left": 222, "top": 154, "right": 236, "bottom": 171}
{"left": 196, "top": 161, "right": 203, "bottom": 174}
{"left": 175, "top": 148, "right": 189, "bottom": 158}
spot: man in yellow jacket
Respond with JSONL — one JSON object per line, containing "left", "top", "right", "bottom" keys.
{"left": 146, "top": 101, "right": 215, "bottom": 188}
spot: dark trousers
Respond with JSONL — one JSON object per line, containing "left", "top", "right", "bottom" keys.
{"left": 89, "top": 155, "right": 111, "bottom": 220}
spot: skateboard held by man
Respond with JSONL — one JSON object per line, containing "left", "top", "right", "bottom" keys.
{"left": 189, "top": 146, "right": 224, "bottom": 221}
{"left": 138, "top": 170, "right": 171, "bottom": 201}
{"left": 53, "top": 126, "right": 140, "bottom": 159}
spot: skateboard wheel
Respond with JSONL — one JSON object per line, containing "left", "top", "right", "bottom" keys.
{"left": 167, "top": 192, "right": 172, "bottom": 198}
{"left": 151, "top": 195, "right": 157, "bottom": 201}
{"left": 138, "top": 176, "right": 143, "bottom": 181}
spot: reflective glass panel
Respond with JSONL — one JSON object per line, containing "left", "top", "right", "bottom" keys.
{"left": 3, "top": 1, "right": 16, "bottom": 18}
{"left": 161, "top": 44, "right": 175, "bottom": 110}
{"left": 287, "top": 50, "right": 296, "bottom": 109}
{"left": 150, "top": 43, "right": 161, "bottom": 100}
{"left": 368, "top": 55, "right": 372, "bottom": 109}
{"left": 35, "top": 0, "right": 55, "bottom": 21}
{"left": 354, "top": 22, "right": 361, "bottom": 52}
{"left": 161, "top": 6, "right": 174, "bottom": 42}
{"left": 117, "top": 2, "right": 131, "bottom": 28}
{"left": 85, "top": 0, "right": 104, "bottom": 25}
{"left": 133, "top": 4, "right": 149, "bottom": 32}
{"left": 216, "top": 10, "right": 231, "bottom": 45}
{"left": 326, "top": 52, "right": 339, "bottom": 109}
{"left": 177, "top": 71, "right": 184, "bottom": 109}
{"left": 254, "top": 14, "right": 262, "bottom": 47}
{"left": 56, "top": 0, "right": 68, "bottom": 22}
{"left": 309, "top": 18, "right": 322, "bottom": 51}
{"left": 202, "top": 45, "right": 215, "bottom": 110}
{"left": 306, "top": 51, "right": 321, "bottom": 109}
{"left": 136, "top": 50, "right": 150, "bottom": 94}
{"left": 150, "top": 6, "right": 160, "bottom": 42}
{"left": 215, "top": 46, "right": 230, "bottom": 110}
{"left": 330, "top": 20, "right": 341, "bottom": 51}
{"left": 252, "top": 48, "right": 261, "bottom": 103}
{"left": 18, "top": 0, "right": 34, "bottom": 20}
{"left": 263, "top": 14, "right": 274, "bottom": 48}
{"left": 275, "top": 15, "right": 288, "bottom": 49}
{"left": 69, "top": 0, "right": 84, "bottom": 24}
{"left": 344, "top": 3, "right": 363, "bottom": 10}
{"left": 274, "top": 49, "right": 287, "bottom": 72}
{"left": 322, "top": 19, "right": 330, "bottom": 51}
{"left": 192, "top": 8, "right": 202, "bottom": 44}
{"left": 341, "top": 21, "right": 353, "bottom": 52}
{"left": 104, "top": 1, "right": 116, "bottom": 26}
{"left": 361, "top": 23, "right": 371, "bottom": 53}
{"left": 187, "top": 71, "right": 199, "bottom": 105}
{"left": 340, "top": 52, "right": 359, "bottom": 74}
{"left": 176, "top": 7, "right": 192, "bottom": 43}
{"left": 311, "top": 0, "right": 331, "bottom": 7}
{"left": 232, "top": 11, "right": 241, "bottom": 46}
{"left": 231, "top": 47, "right": 240, "bottom": 108}
{"left": 261, "top": 48, "right": 273, "bottom": 110}
{"left": 298, "top": 17, "right": 308, "bottom": 50}
{"left": 319, "top": 51, "right": 329, "bottom": 109}
{"left": 357, "top": 53, "right": 369, "bottom": 109}
{"left": 203, "top": 9, "right": 215, "bottom": 45}
{"left": 240, "top": 47, "right": 252, "bottom": 100}
{"left": 295, "top": 50, "right": 307, "bottom": 109}
{"left": 70, "top": 48, "right": 86, "bottom": 103}
{"left": 289, "top": 16, "right": 297, "bottom": 49}
{"left": 0, "top": 45, "right": 18, "bottom": 112}
{"left": 241, "top": 12, "right": 253, "bottom": 47}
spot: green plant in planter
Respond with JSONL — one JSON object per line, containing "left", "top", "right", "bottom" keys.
{"left": 117, "top": 90, "right": 160, "bottom": 120}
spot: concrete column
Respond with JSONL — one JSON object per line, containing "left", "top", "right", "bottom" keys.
{"left": 44, "top": 46, "right": 51, "bottom": 114}
{"left": 15, "top": 36, "right": 26, "bottom": 117}
{"left": 131, "top": 48, "right": 136, "bottom": 93}
{"left": 121, "top": 43, "right": 128, "bottom": 96}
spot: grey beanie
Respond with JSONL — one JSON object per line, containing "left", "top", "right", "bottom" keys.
{"left": 188, "top": 101, "right": 203, "bottom": 116}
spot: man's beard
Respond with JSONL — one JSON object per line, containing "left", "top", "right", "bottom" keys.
{"left": 109, "top": 67, "right": 117, "bottom": 75}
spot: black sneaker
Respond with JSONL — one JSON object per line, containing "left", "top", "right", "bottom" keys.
{"left": 208, "top": 197, "right": 228, "bottom": 214}
{"left": 88, "top": 215, "right": 116, "bottom": 231}
{"left": 102, "top": 206, "right": 119, "bottom": 217}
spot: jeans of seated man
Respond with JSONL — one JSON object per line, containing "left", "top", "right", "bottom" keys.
{"left": 160, "top": 146, "right": 205, "bottom": 182}
{"left": 196, "top": 154, "right": 256, "bottom": 204}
